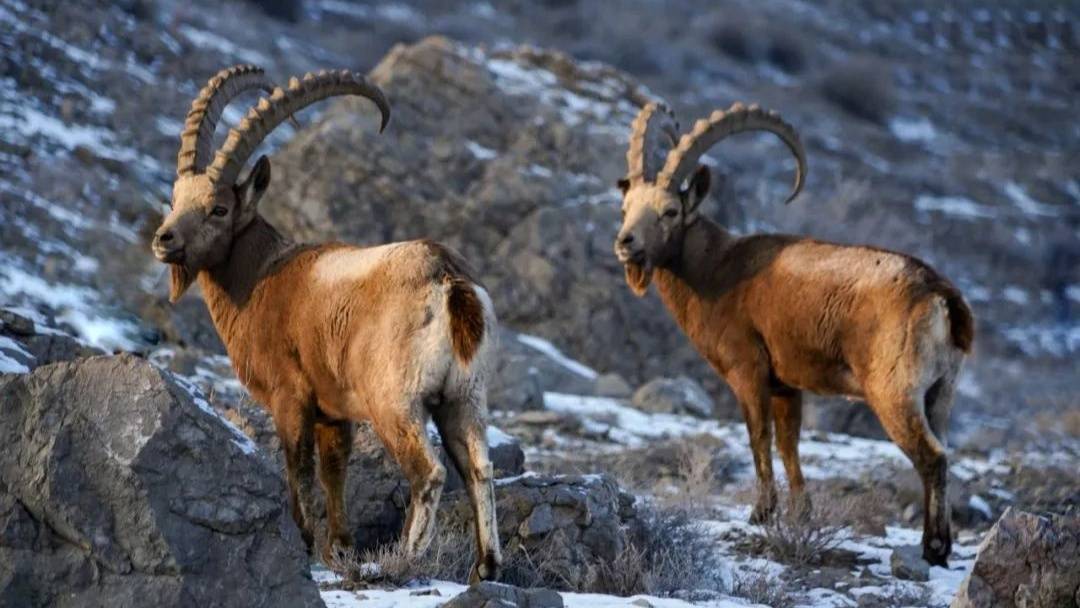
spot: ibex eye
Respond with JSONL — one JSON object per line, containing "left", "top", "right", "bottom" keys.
{"left": 663, "top": 208, "right": 678, "bottom": 218}
{"left": 211, "top": 206, "right": 228, "bottom": 217}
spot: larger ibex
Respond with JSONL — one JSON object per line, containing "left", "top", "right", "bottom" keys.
{"left": 153, "top": 65, "right": 501, "bottom": 581}
{"left": 614, "top": 102, "right": 973, "bottom": 565}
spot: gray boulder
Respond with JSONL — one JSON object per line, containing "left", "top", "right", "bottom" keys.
{"left": 951, "top": 507, "right": 1079, "bottom": 608}
{"left": 804, "top": 398, "right": 887, "bottom": 440}
{"left": 443, "top": 582, "right": 563, "bottom": 608}
{"left": 487, "top": 330, "right": 597, "bottom": 411}
{"left": 442, "top": 474, "right": 637, "bottom": 590}
{"left": 1, "top": 308, "right": 101, "bottom": 373}
{"left": 0, "top": 355, "right": 322, "bottom": 608}
{"left": 632, "top": 376, "right": 715, "bottom": 418}
{"left": 890, "top": 545, "right": 930, "bottom": 582}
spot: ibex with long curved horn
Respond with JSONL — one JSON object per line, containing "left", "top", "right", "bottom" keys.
{"left": 153, "top": 65, "right": 502, "bottom": 581}
{"left": 614, "top": 101, "right": 973, "bottom": 566}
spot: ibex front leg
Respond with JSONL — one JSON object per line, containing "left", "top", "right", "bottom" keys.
{"left": 727, "top": 366, "right": 777, "bottom": 524}
{"left": 272, "top": 397, "right": 318, "bottom": 551}
{"left": 316, "top": 419, "right": 354, "bottom": 564}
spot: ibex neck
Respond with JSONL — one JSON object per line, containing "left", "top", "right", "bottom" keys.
{"left": 197, "top": 215, "right": 293, "bottom": 336}
{"left": 653, "top": 218, "right": 733, "bottom": 323}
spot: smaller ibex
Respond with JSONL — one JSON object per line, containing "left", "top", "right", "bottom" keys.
{"left": 153, "top": 65, "right": 501, "bottom": 581}
{"left": 614, "top": 102, "right": 973, "bottom": 565}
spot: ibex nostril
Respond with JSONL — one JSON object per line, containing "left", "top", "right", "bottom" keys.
{"left": 619, "top": 234, "right": 635, "bottom": 246}
{"left": 158, "top": 231, "right": 174, "bottom": 243}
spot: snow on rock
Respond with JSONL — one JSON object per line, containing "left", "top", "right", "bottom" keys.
{"left": 914, "top": 194, "right": 995, "bottom": 220}
{"left": 0, "top": 260, "right": 139, "bottom": 351}
{"left": 518, "top": 334, "right": 599, "bottom": 380}
{"left": 890, "top": 116, "right": 938, "bottom": 142}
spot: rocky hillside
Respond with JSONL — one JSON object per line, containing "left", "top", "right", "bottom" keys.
{"left": 1, "top": 1, "right": 1078, "bottom": 605}
{"left": 2, "top": 0, "right": 1077, "bottom": 445}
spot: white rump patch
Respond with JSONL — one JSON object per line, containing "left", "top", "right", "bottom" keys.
{"left": 313, "top": 244, "right": 401, "bottom": 285}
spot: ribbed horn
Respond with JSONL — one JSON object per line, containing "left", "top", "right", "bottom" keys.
{"left": 656, "top": 103, "right": 806, "bottom": 204}
{"left": 625, "top": 102, "right": 679, "bottom": 184}
{"left": 207, "top": 69, "right": 390, "bottom": 189}
{"left": 176, "top": 65, "right": 276, "bottom": 177}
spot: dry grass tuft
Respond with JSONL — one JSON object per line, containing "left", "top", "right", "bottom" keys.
{"left": 759, "top": 493, "right": 853, "bottom": 567}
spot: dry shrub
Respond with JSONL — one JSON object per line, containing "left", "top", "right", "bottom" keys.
{"left": 595, "top": 507, "right": 728, "bottom": 598}
{"left": 759, "top": 493, "right": 853, "bottom": 567}
{"left": 821, "top": 59, "right": 896, "bottom": 124}
{"left": 652, "top": 439, "right": 723, "bottom": 515}
{"left": 328, "top": 518, "right": 475, "bottom": 587}
{"left": 732, "top": 571, "right": 794, "bottom": 608}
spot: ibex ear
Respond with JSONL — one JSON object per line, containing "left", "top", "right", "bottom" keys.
{"left": 236, "top": 155, "right": 272, "bottom": 219}
{"left": 683, "top": 165, "right": 711, "bottom": 222}
{"left": 168, "top": 265, "right": 194, "bottom": 304}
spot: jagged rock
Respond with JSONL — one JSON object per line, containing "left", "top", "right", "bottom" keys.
{"left": 632, "top": 376, "right": 714, "bottom": 418}
{"left": 0, "top": 355, "right": 322, "bottom": 608}
{"left": 951, "top": 508, "right": 1080, "bottom": 608}
{"left": 488, "top": 330, "right": 596, "bottom": 411}
{"left": 804, "top": 399, "right": 887, "bottom": 440}
{"left": 0, "top": 308, "right": 102, "bottom": 373}
{"left": 443, "top": 581, "right": 563, "bottom": 608}
{"left": 442, "top": 474, "right": 637, "bottom": 590}
{"left": 890, "top": 545, "right": 930, "bottom": 582}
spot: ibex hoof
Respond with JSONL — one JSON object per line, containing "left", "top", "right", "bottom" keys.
{"left": 749, "top": 502, "right": 776, "bottom": 525}
{"left": 468, "top": 554, "right": 501, "bottom": 584}
{"left": 923, "top": 538, "right": 950, "bottom": 568}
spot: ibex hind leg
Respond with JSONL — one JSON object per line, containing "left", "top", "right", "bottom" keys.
{"left": 431, "top": 388, "right": 503, "bottom": 583}
{"left": 868, "top": 387, "right": 951, "bottom": 566}
{"left": 376, "top": 401, "right": 446, "bottom": 557}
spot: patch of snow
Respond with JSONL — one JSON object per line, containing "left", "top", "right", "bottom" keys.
{"left": 485, "top": 425, "right": 517, "bottom": 448}
{"left": 968, "top": 494, "right": 992, "bottom": 520}
{"left": 524, "top": 163, "right": 554, "bottom": 178}
{"left": 1002, "top": 286, "right": 1029, "bottom": 305}
{"left": 166, "top": 371, "right": 259, "bottom": 456}
{"left": 890, "top": 116, "right": 937, "bottom": 142}
{"left": 0, "top": 260, "right": 138, "bottom": 351}
{"left": 914, "top": 195, "right": 995, "bottom": 220}
{"left": 464, "top": 140, "right": 497, "bottom": 160}
{"left": 517, "top": 334, "right": 598, "bottom": 379}
{"left": 1004, "top": 181, "right": 1058, "bottom": 216}
{"left": 177, "top": 25, "right": 270, "bottom": 65}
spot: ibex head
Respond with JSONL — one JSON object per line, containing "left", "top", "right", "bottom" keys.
{"left": 614, "top": 102, "right": 806, "bottom": 296}
{"left": 154, "top": 65, "right": 390, "bottom": 302}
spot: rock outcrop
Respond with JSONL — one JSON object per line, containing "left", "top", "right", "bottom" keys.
{"left": 262, "top": 35, "right": 737, "bottom": 413}
{"left": 442, "top": 473, "right": 637, "bottom": 589}
{"left": 443, "top": 582, "right": 564, "bottom": 608}
{"left": 951, "top": 508, "right": 1080, "bottom": 608}
{"left": 631, "top": 376, "right": 715, "bottom": 418}
{"left": 0, "top": 355, "right": 322, "bottom": 608}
